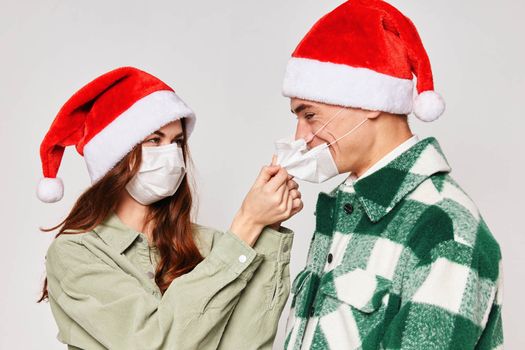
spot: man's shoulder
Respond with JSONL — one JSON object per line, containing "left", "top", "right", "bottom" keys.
{"left": 408, "top": 173, "right": 479, "bottom": 217}
{"left": 407, "top": 173, "right": 500, "bottom": 252}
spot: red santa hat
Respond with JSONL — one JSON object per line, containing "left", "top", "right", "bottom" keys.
{"left": 282, "top": 0, "right": 445, "bottom": 122}
{"left": 37, "top": 66, "right": 196, "bottom": 203}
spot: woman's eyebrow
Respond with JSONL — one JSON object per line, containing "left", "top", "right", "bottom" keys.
{"left": 153, "top": 130, "right": 183, "bottom": 140}
{"left": 171, "top": 132, "right": 184, "bottom": 141}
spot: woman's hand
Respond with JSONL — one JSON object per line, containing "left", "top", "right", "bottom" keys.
{"left": 230, "top": 162, "right": 298, "bottom": 246}
{"left": 268, "top": 177, "right": 303, "bottom": 231}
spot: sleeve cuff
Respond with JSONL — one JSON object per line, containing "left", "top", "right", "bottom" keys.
{"left": 253, "top": 226, "right": 294, "bottom": 263}
{"left": 208, "top": 230, "right": 264, "bottom": 282}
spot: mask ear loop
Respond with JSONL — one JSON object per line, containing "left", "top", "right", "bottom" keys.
{"left": 326, "top": 118, "right": 369, "bottom": 148}
{"left": 306, "top": 107, "right": 346, "bottom": 142}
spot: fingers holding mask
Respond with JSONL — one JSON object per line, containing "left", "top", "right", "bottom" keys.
{"left": 287, "top": 178, "right": 302, "bottom": 211}
{"left": 291, "top": 197, "right": 304, "bottom": 216}
{"left": 287, "top": 178, "right": 298, "bottom": 190}
{"left": 279, "top": 171, "right": 303, "bottom": 217}
{"left": 287, "top": 177, "right": 300, "bottom": 199}
{"left": 267, "top": 167, "right": 289, "bottom": 192}
{"left": 288, "top": 186, "right": 300, "bottom": 200}
{"left": 259, "top": 156, "right": 303, "bottom": 223}
{"left": 233, "top": 158, "right": 301, "bottom": 244}
{"left": 283, "top": 180, "right": 303, "bottom": 218}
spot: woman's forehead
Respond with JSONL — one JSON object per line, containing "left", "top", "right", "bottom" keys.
{"left": 158, "top": 120, "right": 183, "bottom": 135}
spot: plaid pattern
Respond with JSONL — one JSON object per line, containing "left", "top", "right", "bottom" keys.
{"left": 284, "top": 137, "right": 503, "bottom": 350}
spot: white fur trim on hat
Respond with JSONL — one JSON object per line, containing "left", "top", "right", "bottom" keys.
{"left": 282, "top": 57, "right": 414, "bottom": 114}
{"left": 83, "top": 90, "right": 195, "bottom": 183}
{"left": 37, "top": 177, "right": 64, "bottom": 203}
{"left": 413, "top": 90, "right": 446, "bottom": 122}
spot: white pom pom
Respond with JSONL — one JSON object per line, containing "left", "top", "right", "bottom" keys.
{"left": 413, "top": 91, "right": 446, "bottom": 122}
{"left": 37, "top": 177, "right": 64, "bottom": 203}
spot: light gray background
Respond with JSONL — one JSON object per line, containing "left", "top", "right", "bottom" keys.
{"left": 1, "top": 0, "right": 523, "bottom": 348}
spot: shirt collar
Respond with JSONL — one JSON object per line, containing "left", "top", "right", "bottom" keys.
{"left": 93, "top": 212, "right": 141, "bottom": 254}
{"left": 345, "top": 137, "right": 451, "bottom": 222}
{"left": 346, "top": 134, "right": 420, "bottom": 184}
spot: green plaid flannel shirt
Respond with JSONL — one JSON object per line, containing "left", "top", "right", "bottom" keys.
{"left": 284, "top": 137, "right": 503, "bottom": 350}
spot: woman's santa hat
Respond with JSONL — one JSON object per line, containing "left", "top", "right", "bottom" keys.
{"left": 37, "top": 66, "right": 196, "bottom": 203}
{"left": 282, "top": 0, "right": 445, "bottom": 121}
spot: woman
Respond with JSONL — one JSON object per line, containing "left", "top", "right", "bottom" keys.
{"left": 36, "top": 67, "right": 302, "bottom": 349}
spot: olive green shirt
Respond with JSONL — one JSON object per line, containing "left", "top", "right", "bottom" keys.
{"left": 45, "top": 213, "right": 294, "bottom": 349}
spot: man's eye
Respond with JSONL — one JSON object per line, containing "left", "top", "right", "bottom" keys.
{"left": 305, "top": 113, "right": 315, "bottom": 120}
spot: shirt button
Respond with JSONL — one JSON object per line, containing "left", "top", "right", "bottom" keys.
{"left": 137, "top": 236, "right": 143, "bottom": 243}
{"left": 309, "top": 307, "right": 315, "bottom": 317}
{"left": 282, "top": 244, "right": 289, "bottom": 252}
{"left": 146, "top": 271, "right": 155, "bottom": 279}
{"left": 327, "top": 253, "right": 333, "bottom": 263}
{"left": 238, "top": 255, "right": 247, "bottom": 263}
{"left": 344, "top": 203, "right": 354, "bottom": 214}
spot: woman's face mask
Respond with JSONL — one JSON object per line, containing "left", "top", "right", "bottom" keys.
{"left": 125, "top": 143, "right": 186, "bottom": 205}
{"left": 274, "top": 108, "right": 368, "bottom": 183}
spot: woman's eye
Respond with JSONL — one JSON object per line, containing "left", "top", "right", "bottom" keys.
{"left": 173, "top": 139, "right": 184, "bottom": 146}
{"left": 146, "top": 137, "right": 160, "bottom": 144}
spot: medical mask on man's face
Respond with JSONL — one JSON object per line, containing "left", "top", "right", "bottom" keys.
{"left": 274, "top": 108, "right": 368, "bottom": 183}
{"left": 125, "top": 143, "right": 186, "bottom": 205}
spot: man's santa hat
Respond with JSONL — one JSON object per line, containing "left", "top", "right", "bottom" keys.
{"left": 37, "top": 66, "right": 196, "bottom": 203}
{"left": 282, "top": 0, "right": 445, "bottom": 121}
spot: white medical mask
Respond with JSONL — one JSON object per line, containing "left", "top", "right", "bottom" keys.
{"left": 125, "top": 143, "right": 186, "bottom": 205}
{"left": 275, "top": 108, "right": 368, "bottom": 183}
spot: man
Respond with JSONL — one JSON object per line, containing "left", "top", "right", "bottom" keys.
{"left": 277, "top": 0, "right": 503, "bottom": 349}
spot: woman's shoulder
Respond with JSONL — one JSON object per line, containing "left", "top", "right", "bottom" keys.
{"left": 47, "top": 231, "right": 88, "bottom": 255}
{"left": 45, "top": 230, "right": 98, "bottom": 276}
{"left": 191, "top": 223, "right": 224, "bottom": 257}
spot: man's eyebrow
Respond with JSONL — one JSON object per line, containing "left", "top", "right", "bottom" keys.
{"left": 291, "top": 103, "right": 313, "bottom": 114}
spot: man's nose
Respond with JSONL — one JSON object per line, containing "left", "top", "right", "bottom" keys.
{"left": 295, "top": 120, "right": 314, "bottom": 142}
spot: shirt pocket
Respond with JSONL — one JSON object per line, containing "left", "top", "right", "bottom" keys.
{"left": 318, "top": 267, "right": 392, "bottom": 314}
{"left": 291, "top": 268, "right": 311, "bottom": 296}
{"left": 285, "top": 268, "right": 316, "bottom": 335}
{"left": 289, "top": 267, "right": 317, "bottom": 315}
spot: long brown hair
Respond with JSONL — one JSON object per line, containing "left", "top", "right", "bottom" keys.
{"left": 37, "top": 119, "right": 202, "bottom": 302}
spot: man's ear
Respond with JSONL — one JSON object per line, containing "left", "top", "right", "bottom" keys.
{"left": 364, "top": 109, "right": 382, "bottom": 120}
